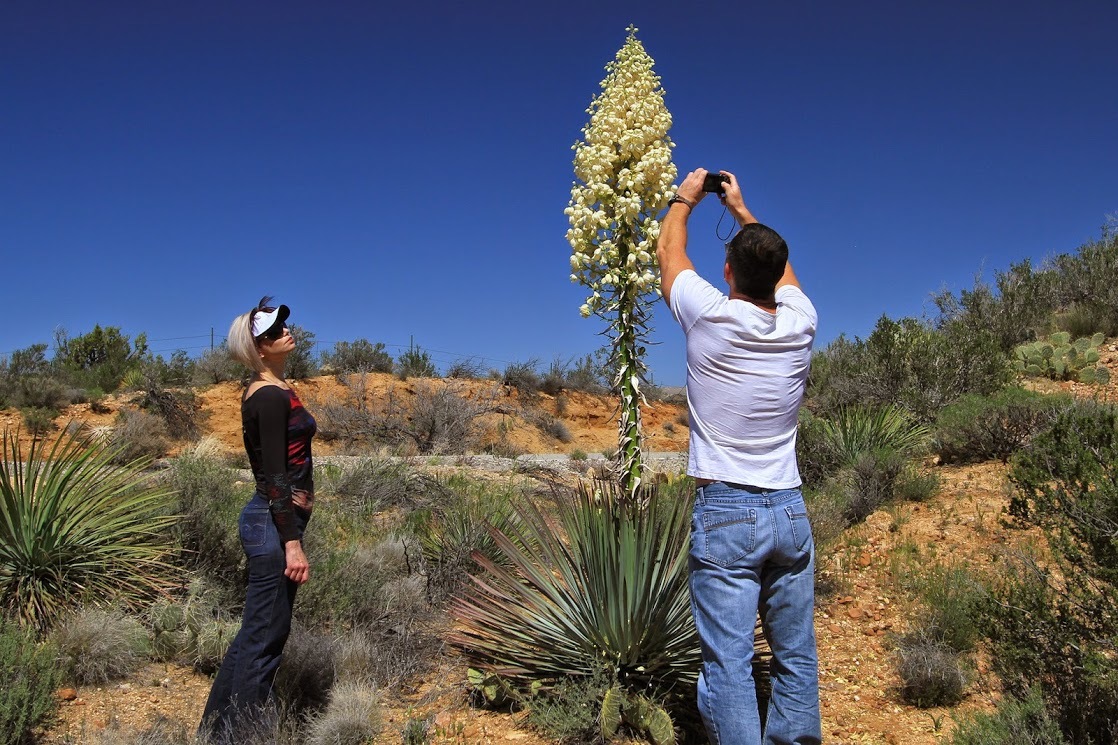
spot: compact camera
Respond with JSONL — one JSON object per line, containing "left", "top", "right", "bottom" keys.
{"left": 702, "top": 172, "right": 730, "bottom": 194}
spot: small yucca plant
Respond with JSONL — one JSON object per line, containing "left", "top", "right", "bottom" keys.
{"left": 0, "top": 428, "right": 177, "bottom": 629}
{"left": 822, "top": 405, "right": 930, "bottom": 467}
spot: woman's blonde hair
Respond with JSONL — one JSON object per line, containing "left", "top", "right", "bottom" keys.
{"left": 228, "top": 310, "right": 266, "bottom": 374}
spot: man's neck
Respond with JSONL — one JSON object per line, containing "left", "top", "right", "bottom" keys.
{"left": 729, "top": 291, "right": 777, "bottom": 313}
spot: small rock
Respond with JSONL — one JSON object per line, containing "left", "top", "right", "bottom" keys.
{"left": 56, "top": 688, "right": 78, "bottom": 701}
{"left": 828, "top": 624, "right": 843, "bottom": 634}
{"left": 857, "top": 552, "right": 872, "bottom": 568}
{"left": 847, "top": 607, "right": 864, "bottom": 620}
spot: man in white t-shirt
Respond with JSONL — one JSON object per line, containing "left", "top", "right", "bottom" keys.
{"left": 657, "top": 168, "right": 820, "bottom": 745}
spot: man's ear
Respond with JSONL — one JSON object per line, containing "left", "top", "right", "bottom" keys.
{"left": 724, "top": 261, "right": 735, "bottom": 291}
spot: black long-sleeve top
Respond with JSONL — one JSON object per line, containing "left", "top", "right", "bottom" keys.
{"left": 242, "top": 385, "right": 316, "bottom": 542}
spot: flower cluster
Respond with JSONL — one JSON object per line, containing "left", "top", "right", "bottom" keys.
{"left": 565, "top": 26, "right": 677, "bottom": 319}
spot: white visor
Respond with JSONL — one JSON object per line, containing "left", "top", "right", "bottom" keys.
{"left": 252, "top": 305, "right": 289, "bottom": 337}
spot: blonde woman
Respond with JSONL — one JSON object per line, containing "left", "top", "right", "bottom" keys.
{"left": 200, "top": 297, "right": 316, "bottom": 739}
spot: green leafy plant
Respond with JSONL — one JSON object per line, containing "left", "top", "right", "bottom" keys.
{"left": 931, "top": 387, "right": 1068, "bottom": 464}
{"left": 0, "top": 619, "right": 61, "bottom": 744}
{"left": 949, "top": 687, "right": 1066, "bottom": 745}
{"left": 820, "top": 405, "right": 929, "bottom": 468}
{"left": 0, "top": 428, "right": 177, "bottom": 629}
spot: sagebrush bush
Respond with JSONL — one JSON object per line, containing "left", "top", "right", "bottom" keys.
{"left": 20, "top": 406, "right": 56, "bottom": 436}
{"left": 110, "top": 408, "right": 171, "bottom": 464}
{"left": 323, "top": 458, "right": 422, "bottom": 514}
{"left": 984, "top": 401, "right": 1118, "bottom": 743}
{"left": 304, "top": 680, "right": 382, "bottom": 745}
{"left": 0, "top": 620, "right": 61, "bottom": 745}
{"left": 167, "top": 451, "right": 247, "bottom": 602}
{"left": 949, "top": 687, "right": 1066, "bottom": 745}
{"left": 932, "top": 387, "right": 1067, "bottom": 464}
{"left": 273, "top": 628, "right": 337, "bottom": 714}
{"left": 894, "top": 628, "right": 970, "bottom": 708}
{"left": 526, "top": 671, "right": 612, "bottom": 743}
{"left": 808, "top": 316, "right": 1010, "bottom": 422}
{"left": 192, "top": 344, "right": 243, "bottom": 385}
{"left": 536, "top": 413, "right": 572, "bottom": 443}
{"left": 322, "top": 339, "right": 393, "bottom": 375}
{"left": 502, "top": 359, "right": 541, "bottom": 395}
{"left": 52, "top": 607, "right": 150, "bottom": 684}
{"left": 913, "top": 563, "right": 985, "bottom": 654}
{"left": 395, "top": 344, "right": 436, "bottom": 379}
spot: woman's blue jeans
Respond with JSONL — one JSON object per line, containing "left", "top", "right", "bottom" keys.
{"left": 689, "top": 482, "right": 821, "bottom": 745}
{"left": 199, "top": 493, "right": 307, "bottom": 741}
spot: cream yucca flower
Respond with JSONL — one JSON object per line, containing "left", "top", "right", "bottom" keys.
{"left": 565, "top": 26, "right": 677, "bottom": 501}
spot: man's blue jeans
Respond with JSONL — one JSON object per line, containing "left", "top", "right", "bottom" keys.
{"left": 199, "top": 493, "right": 307, "bottom": 741}
{"left": 689, "top": 482, "right": 821, "bottom": 745}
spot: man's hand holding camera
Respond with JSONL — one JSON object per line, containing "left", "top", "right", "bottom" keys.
{"left": 670, "top": 169, "right": 758, "bottom": 228}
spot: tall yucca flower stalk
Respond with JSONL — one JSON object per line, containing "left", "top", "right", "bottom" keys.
{"left": 565, "top": 25, "right": 677, "bottom": 501}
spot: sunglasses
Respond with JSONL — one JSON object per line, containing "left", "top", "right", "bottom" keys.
{"left": 257, "top": 325, "right": 286, "bottom": 342}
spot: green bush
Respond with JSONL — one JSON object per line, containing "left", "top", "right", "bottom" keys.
{"left": 819, "top": 405, "right": 929, "bottom": 468}
{"left": 395, "top": 344, "right": 436, "bottom": 379}
{"left": 52, "top": 607, "right": 150, "bottom": 684}
{"left": 949, "top": 687, "right": 1066, "bottom": 745}
{"left": 323, "top": 458, "right": 423, "bottom": 514}
{"left": 19, "top": 407, "right": 56, "bottom": 437}
{"left": 167, "top": 450, "right": 247, "bottom": 601}
{"left": 0, "top": 429, "right": 176, "bottom": 629}
{"left": 192, "top": 344, "right": 243, "bottom": 385}
{"left": 284, "top": 324, "right": 319, "bottom": 380}
{"left": 985, "top": 401, "right": 1118, "bottom": 743}
{"left": 0, "top": 620, "right": 61, "bottom": 745}
{"left": 525, "top": 670, "right": 612, "bottom": 743}
{"left": 808, "top": 316, "right": 1010, "bottom": 422}
{"left": 322, "top": 339, "right": 394, "bottom": 375}
{"left": 912, "top": 563, "right": 985, "bottom": 654}
{"left": 502, "top": 359, "right": 541, "bottom": 395}
{"left": 932, "top": 387, "right": 1068, "bottom": 464}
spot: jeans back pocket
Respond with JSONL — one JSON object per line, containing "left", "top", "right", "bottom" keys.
{"left": 700, "top": 508, "right": 757, "bottom": 567}
{"left": 239, "top": 510, "right": 269, "bottom": 550}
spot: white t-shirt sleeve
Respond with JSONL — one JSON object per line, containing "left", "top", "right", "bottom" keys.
{"left": 668, "top": 270, "right": 726, "bottom": 333}
{"left": 775, "top": 285, "right": 819, "bottom": 331}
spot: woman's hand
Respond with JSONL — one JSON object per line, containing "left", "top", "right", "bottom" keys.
{"left": 284, "top": 540, "right": 310, "bottom": 584}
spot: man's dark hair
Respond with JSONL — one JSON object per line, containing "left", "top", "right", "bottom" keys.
{"left": 726, "top": 223, "right": 788, "bottom": 300}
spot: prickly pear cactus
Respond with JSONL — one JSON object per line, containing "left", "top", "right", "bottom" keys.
{"left": 1013, "top": 333, "right": 1110, "bottom": 385}
{"left": 600, "top": 686, "right": 624, "bottom": 740}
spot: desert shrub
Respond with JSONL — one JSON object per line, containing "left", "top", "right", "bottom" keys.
{"left": 411, "top": 478, "right": 522, "bottom": 599}
{"left": 911, "top": 563, "right": 985, "bottom": 654}
{"left": 304, "top": 680, "right": 382, "bottom": 745}
{"left": 565, "top": 351, "right": 611, "bottom": 394}
{"left": 1053, "top": 301, "right": 1115, "bottom": 338}
{"left": 323, "top": 458, "right": 423, "bottom": 514}
{"left": 52, "top": 607, "right": 150, "bottom": 684}
{"left": 0, "top": 620, "right": 61, "bottom": 745}
{"left": 932, "top": 387, "right": 1068, "bottom": 464}
{"left": 284, "top": 324, "right": 319, "bottom": 380}
{"left": 322, "top": 339, "right": 393, "bottom": 375}
{"left": 539, "top": 357, "right": 569, "bottom": 395}
{"left": 808, "top": 316, "right": 1011, "bottom": 422}
{"left": 109, "top": 408, "right": 171, "bottom": 464}
{"left": 20, "top": 407, "right": 56, "bottom": 436}
{"left": 0, "top": 429, "right": 176, "bottom": 629}
{"left": 803, "top": 486, "right": 848, "bottom": 550}
{"left": 135, "top": 373, "right": 199, "bottom": 440}
{"left": 10, "top": 374, "right": 70, "bottom": 412}
{"left": 842, "top": 448, "right": 907, "bottom": 523}
{"left": 526, "top": 669, "right": 612, "bottom": 743}
{"left": 395, "top": 344, "right": 436, "bottom": 379}
{"left": 273, "top": 628, "right": 337, "bottom": 714}
{"left": 949, "top": 687, "right": 1066, "bottom": 745}
{"left": 795, "top": 408, "right": 836, "bottom": 486}
{"left": 193, "top": 344, "right": 242, "bottom": 385}
{"left": 570, "top": 449, "right": 588, "bottom": 462}
{"left": 167, "top": 449, "right": 247, "bottom": 601}
{"left": 331, "top": 620, "right": 441, "bottom": 691}
{"left": 894, "top": 627, "right": 970, "bottom": 708}
{"left": 1046, "top": 231, "right": 1118, "bottom": 336}
{"left": 893, "top": 467, "right": 940, "bottom": 503}
{"left": 536, "top": 413, "right": 572, "bottom": 443}
{"left": 54, "top": 325, "right": 146, "bottom": 393}
{"left": 147, "top": 578, "right": 240, "bottom": 674}
{"left": 502, "top": 359, "right": 540, "bottom": 395}
{"left": 317, "top": 383, "right": 496, "bottom": 454}
{"left": 983, "top": 402, "right": 1118, "bottom": 743}
{"left": 446, "top": 357, "right": 486, "bottom": 379}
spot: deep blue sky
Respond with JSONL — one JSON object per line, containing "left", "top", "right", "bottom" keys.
{"left": 2, "top": 1, "right": 1115, "bottom": 385}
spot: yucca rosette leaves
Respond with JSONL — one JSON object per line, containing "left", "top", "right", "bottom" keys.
{"left": 0, "top": 428, "right": 177, "bottom": 629}
{"left": 565, "top": 26, "right": 677, "bottom": 500}
{"left": 450, "top": 481, "right": 700, "bottom": 696}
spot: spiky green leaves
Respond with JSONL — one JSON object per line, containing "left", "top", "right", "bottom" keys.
{"left": 0, "top": 429, "right": 177, "bottom": 629}
{"left": 450, "top": 481, "right": 699, "bottom": 692}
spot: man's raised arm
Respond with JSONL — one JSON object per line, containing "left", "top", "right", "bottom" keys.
{"left": 656, "top": 168, "right": 708, "bottom": 305}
